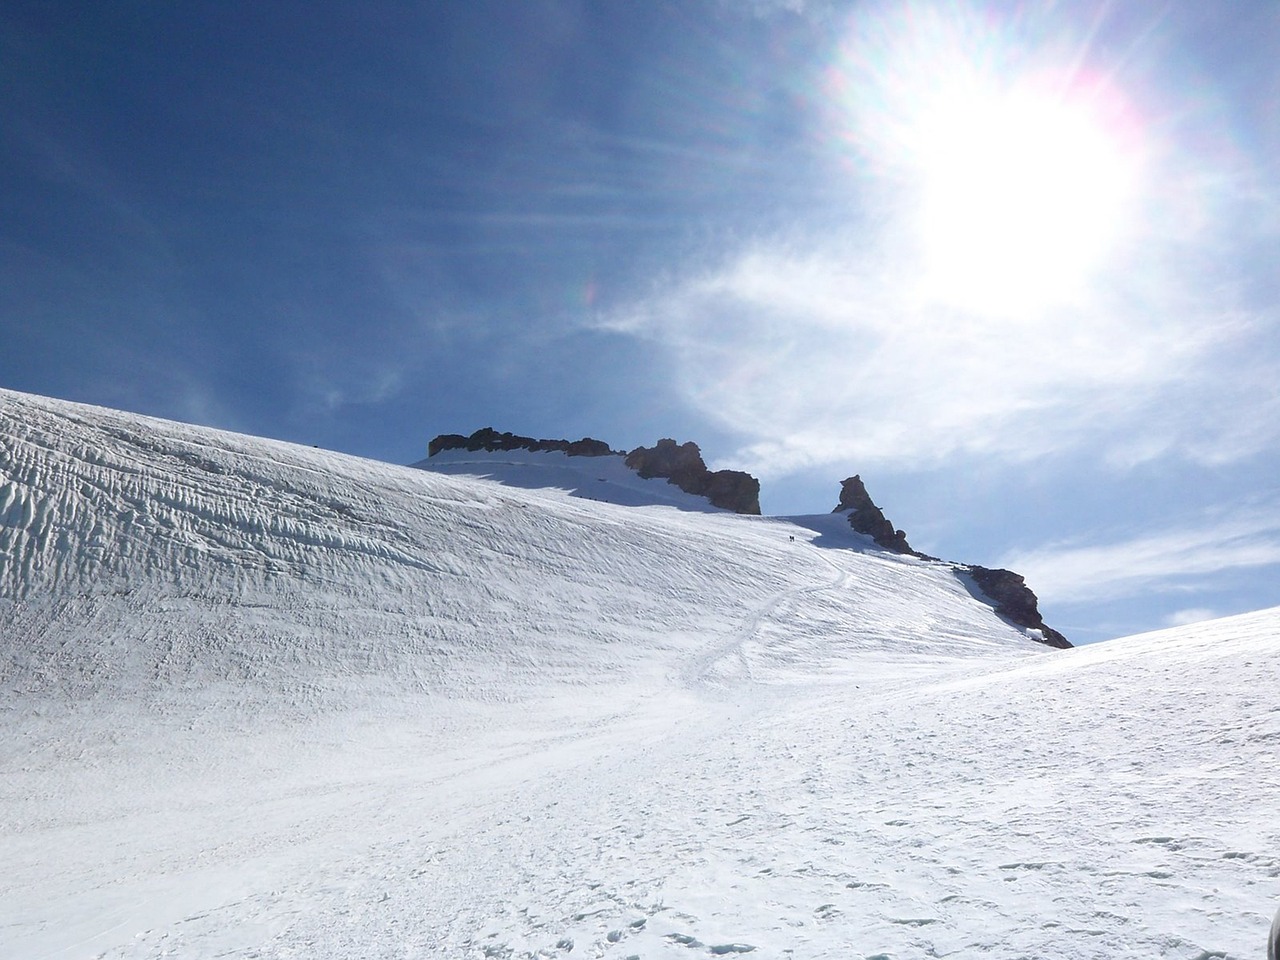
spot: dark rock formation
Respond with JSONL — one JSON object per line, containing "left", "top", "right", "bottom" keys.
{"left": 963, "top": 565, "right": 1072, "bottom": 649}
{"left": 832, "top": 475, "right": 916, "bottom": 555}
{"left": 429, "top": 428, "right": 1068, "bottom": 647}
{"left": 429, "top": 428, "right": 617, "bottom": 459}
{"left": 428, "top": 429, "right": 761, "bottom": 515}
{"left": 830, "top": 474, "right": 1069, "bottom": 647}
{"left": 624, "top": 439, "right": 761, "bottom": 515}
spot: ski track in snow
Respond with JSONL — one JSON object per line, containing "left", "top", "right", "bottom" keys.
{"left": 1, "top": 388, "right": 1278, "bottom": 960}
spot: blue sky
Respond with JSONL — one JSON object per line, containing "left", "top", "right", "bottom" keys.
{"left": 3, "top": 0, "right": 1278, "bottom": 643}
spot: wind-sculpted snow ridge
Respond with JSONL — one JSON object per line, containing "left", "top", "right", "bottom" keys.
{"left": 0, "top": 389, "right": 1040, "bottom": 709}
{"left": 2, "top": 387, "right": 1277, "bottom": 960}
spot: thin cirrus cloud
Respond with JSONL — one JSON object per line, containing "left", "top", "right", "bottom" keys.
{"left": 996, "top": 505, "right": 1280, "bottom": 606}
{"left": 1163, "top": 608, "right": 1219, "bottom": 629}
{"left": 599, "top": 1, "right": 1275, "bottom": 478}
{"left": 602, "top": 231, "right": 1261, "bottom": 477}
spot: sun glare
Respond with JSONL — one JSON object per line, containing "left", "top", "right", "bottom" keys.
{"left": 831, "top": 5, "right": 1147, "bottom": 317}
{"left": 913, "top": 74, "right": 1140, "bottom": 314}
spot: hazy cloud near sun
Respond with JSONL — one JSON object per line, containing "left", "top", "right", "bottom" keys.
{"left": 1163, "top": 608, "right": 1218, "bottom": 629}
{"left": 997, "top": 503, "right": 1280, "bottom": 606}
{"left": 600, "top": 230, "right": 1272, "bottom": 477}
{"left": 599, "top": 0, "right": 1279, "bottom": 479}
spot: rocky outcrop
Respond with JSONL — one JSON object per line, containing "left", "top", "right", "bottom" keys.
{"left": 429, "top": 427, "right": 617, "bottom": 459}
{"left": 832, "top": 475, "right": 916, "bottom": 556}
{"left": 831, "top": 474, "right": 1069, "bottom": 647}
{"left": 428, "top": 428, "right": 1067, "bottom": 647}
{"left": 624, "top": 439, "right": 761, "bottom": 515}
{"left": 427, "top": 429, "right": 761, "bottom": 515}
{"left": 964, "top": 566, "right": 1072, "bottom": 649}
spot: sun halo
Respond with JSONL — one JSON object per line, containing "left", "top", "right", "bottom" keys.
{"left": 833, "top": 8, "right": 1148, "bottom": 319}
{"left": 914, "top": 74, "right": 1141, "bottom": 315}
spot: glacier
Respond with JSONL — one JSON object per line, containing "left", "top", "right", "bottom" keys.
{"left": 1, "top": 388, "right": 1277, "bottom": 959}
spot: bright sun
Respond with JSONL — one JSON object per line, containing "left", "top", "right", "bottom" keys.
{"left": 834, "top": 6, "right": 1146, "bottom": 317}
{"left": 912, "top": 76, "right": 1140, "bottom": 315}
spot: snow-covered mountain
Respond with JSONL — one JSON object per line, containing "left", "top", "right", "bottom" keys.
{"left": 2, "top": 388, "right": 1277, "bottom": 960}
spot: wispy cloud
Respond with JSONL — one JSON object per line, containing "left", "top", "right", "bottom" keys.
{"left": 996, "top": 505, "right": 1280, "bottom": 605}
{"left": 1164, "top": 608, "right": 1218, "bottom": 628}
{"left": 601, "top": 229, "right": 1270, "bottom": 476}
{"left": 597, "top": 2, "right": 1278, "bottom": 478}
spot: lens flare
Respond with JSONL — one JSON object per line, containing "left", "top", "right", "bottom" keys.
{"left": 827, "top": 2, "right": 1149, "bottom": 317}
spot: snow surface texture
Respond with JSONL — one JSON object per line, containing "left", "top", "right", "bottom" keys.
{"left": 1, "top": 387, "right": 1277, "bottom": 960}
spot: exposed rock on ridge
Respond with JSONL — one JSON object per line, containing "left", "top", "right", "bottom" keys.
{"left": 429, "top": 427, "right": 618, "bottom": 459}
{"left": 832, "top": 475, "right": 1070, "bottom": 648}
{"left": 427, "top": 429, "right": 762, "bottom": 515}
{"left": 624, "top": 439, "right": 761, "bottom": 516}
{"left": 833, "top": 476, "right": 916, "bottom": 556}
{"left": 427, "top": 428, "right": 1065, "bottom": 646}
{"left": 963, "top": 566, "right": 1072, "bottom": 649}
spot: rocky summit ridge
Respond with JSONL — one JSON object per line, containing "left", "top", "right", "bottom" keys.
{"left": 832, "top": 474, "right": 1070, "bottom": 649}
{"left": 429, "top": 428, "right": 1070, "bottom": 648}
{"left": 430, "top": 428, "right": 762, "bottom": 515}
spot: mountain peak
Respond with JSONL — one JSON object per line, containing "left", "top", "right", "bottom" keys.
{"left": 427, "top": 427, "right": 1068, "bottom": 646}
{"left": 427, "top": 428, "right": 762, "bottom": 515}
{"left": 832, "top": 474, "right": 917, "bottom": 555}
{"left": 5, "top": 388, "right": 1274, "bottom": 960}
{"left": 829, "top": 472, "right": 1069, "bottom": 647}
{"left": 623, "top": 438, "right": 761, "bottom": 515}
{"left": 428, "top": 426, "right": 620, "bottom": 458}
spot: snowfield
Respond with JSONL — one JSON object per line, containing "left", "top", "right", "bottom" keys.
{"left": 1, "top": 388, "right": 1277, "bottom": 960}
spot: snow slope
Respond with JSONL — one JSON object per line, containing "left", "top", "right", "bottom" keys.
{"left": 1, "top": 388, "right": 1277, "bottom": 959}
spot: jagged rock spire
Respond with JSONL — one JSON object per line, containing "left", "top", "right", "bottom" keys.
{"left": 833, "top": 475, "right": 915, "bottom": 555}
{"left": 624, "top": 439, "right": 760, "bottom": 516}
